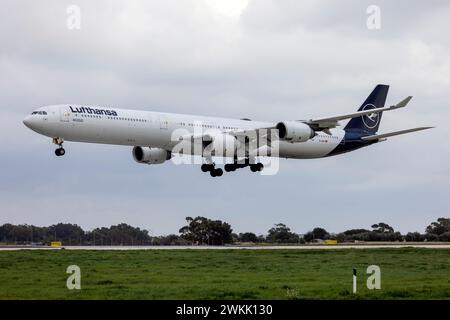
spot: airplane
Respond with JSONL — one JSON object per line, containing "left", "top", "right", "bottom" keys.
{"left": 23, "top": 84, "right": 432, "bottom": 177}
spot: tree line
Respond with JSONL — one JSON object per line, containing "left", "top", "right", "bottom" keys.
{"left": 0, "top": 217, "right": 449, "bottom": 245}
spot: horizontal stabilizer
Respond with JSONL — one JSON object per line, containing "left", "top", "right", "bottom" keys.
{"left": 392, "top": 96, "right": 413, "bottom": 109}
{"left": 361, "top": 127, "right": 434, "bottom": 141}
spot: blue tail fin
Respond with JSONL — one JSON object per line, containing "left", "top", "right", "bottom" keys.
{"left": 345, "top": 84, "right": 389, "bottom": 134}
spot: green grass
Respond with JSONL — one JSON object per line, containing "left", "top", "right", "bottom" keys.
{"left": 0, "top": 248, "right": 449, "bottom": 299}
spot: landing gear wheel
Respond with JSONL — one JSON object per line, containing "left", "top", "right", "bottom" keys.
{"left": 210, "top": 168, "right": 223, "bottom": 177}
{"left": 52, "top": 137, "right": 65, "bottom": 157}
{"left": 202, "top": 163, "right": 215, "bottom": 172}
{"left": 250, "top": 163, "right": 263, "bottom": 172}
{"left": 55, "top": 148, "right": 65, "bottom": 157}
{"left": 224, "top": 164, "right": 236, "bottom": 172}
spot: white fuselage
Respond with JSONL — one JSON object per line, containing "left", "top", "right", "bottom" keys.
{"left": 23, "top": 105, "right": 345, "bottom": 159}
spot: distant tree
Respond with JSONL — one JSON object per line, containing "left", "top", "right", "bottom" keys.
{"left": 438, "top": 231, "right": 450, "bottom": 242}
{"left": 267, "top": 223, "right": 299, "bottom": 243}
{"left": 343, "top": 229, "right": 371, "bottom": 236}
{"left": 47, "top": 223, "right": 85, "bottom": 245}
{"left": 335, "top": 232, "right": 345, "bottom": 242}
{"left": 336, "top": 229, "right": 371, "bottom": 242}
{"left": 157, "top": 234, "right": 189, "bottom": 245}
{"left": 426, "top": 218, "right": 450, "bottom": 236}
{"left": 231, "top": 233, "right": 240, "bottom": 243}
{"left": 239, "top": 232, "right": 258, "bottom": 243}
{"left": 89, "top": 227, "right": 111, "bottom": 245}
{"left": 389, "top": 232, "right": 403, "bottom": 242}
{"left": 13, "top": 225, "right": 32, "bottom": 242}
{"left": 8, "top": 224, "right": 34, "bottom": 243}
{"left": 303, "top": 227, "right": 330, "bottom": 242}
{"left": 0, "top": 224, "right": 14, "bottom": 242}
{"left": 312, "top": 227, "right": 330, "bottom": 240}
{"left": 0, "top": 224, "right": 50, "bottom": 244}
{"left": 405, "top": 232, "right": 425, "bottom": 242}
{"left": 371, "top": 223, "right": 394, "bottom": 233}
{"left": 303, "top": 232, "right": 313, "bottom": 242}
{"left": 424, "top": 233, "right": 439, "bottom": 242}
{"left": 179, "top": 216, "right": 233, "bottom": 245}
{"left": 336, "top": 226, "right": 407, "bottom": 242}
{"left": 88, "top": 224, "right": 151, "bottom": 245}
{"left": 110, "top": 223, "right": 150, "bottom": 245}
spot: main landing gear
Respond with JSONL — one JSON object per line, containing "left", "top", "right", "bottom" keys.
{"left": 201, "top": 163, "right": 223, "bottom": 177}
{"left": 53, "top": 137, "right": 66, "bottom": 157}
{"left": 224, "top": 163, "right": 264, "bottom": 173}
{"left": 202, "top": 160, "right": 264, "bottom": 177}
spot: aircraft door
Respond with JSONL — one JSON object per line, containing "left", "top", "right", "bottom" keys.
{"left": 159, "top": 115, "right": 169, "bottom": 130}
{"left": 60, "top": 106, "right": 71, "bottom": 122}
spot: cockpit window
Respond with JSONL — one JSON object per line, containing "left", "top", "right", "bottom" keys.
{"left": 31, "top": 111, "right": 47, "bottom": 115}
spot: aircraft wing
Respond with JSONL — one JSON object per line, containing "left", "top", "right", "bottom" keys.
{"left": 228, "top": 126, "right": 279, "bottom": 147}
{"left": 305, "top": 96, "right": 412, "bottom": 130}
{"left": 361, "top": 127, "right": 434, "bottom": 141}
{"left": 177, "top": 96, "right": 417, "bottom": 145}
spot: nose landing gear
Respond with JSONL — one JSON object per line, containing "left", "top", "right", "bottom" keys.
{"left": 53, "top": 137, "right": 66, "bottom": 157}
{"left": 55, "top": 148, "right": 65, "bottom": 156}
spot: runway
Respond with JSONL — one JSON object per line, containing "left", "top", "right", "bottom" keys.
{"left": 1, "top": 244, "right": 450, "bottom": 251}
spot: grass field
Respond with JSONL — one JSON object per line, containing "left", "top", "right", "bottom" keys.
{"left": 0, "top": 248, "right": 449, "bottom": 299}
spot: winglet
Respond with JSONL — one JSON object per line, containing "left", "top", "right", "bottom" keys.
{"left": 391, "top": 96, "right": 412, "bottom": 109}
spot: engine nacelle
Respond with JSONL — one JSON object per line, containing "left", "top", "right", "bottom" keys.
{"left": 132, "top": 147, "right": 171, "bottom": 165}
{"left": 276, "top": 121, "right": 315, "bottom": 143}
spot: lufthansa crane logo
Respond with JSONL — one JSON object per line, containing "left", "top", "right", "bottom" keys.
{"left": 361, "top": 104, "right": 379, "bottom": 129}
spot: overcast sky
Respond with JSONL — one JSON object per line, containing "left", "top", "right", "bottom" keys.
{"left": 1, "top": 0, "right": 449, "bottom": 235}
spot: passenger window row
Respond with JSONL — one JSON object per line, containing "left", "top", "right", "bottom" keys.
{"left": 79, "top": 114, "right": 147, "bottom": 122}
{"left": 182, "top": 123, "right": 238, "bottom": 130}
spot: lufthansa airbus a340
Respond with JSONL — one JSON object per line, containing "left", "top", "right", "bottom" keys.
{"left": 23, "top": 85, "right": 432, "bottom": 177}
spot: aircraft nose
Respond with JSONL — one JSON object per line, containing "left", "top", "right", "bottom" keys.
{"left": 23, "top": 115, "right": 35, "bottom": 129}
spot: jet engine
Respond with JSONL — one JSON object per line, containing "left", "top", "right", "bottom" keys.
{"left": 275, "top": 121, "right": 315, "bottom": 143}
{"left": 132, "top": 147, "right": 171, "bottom": 164}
